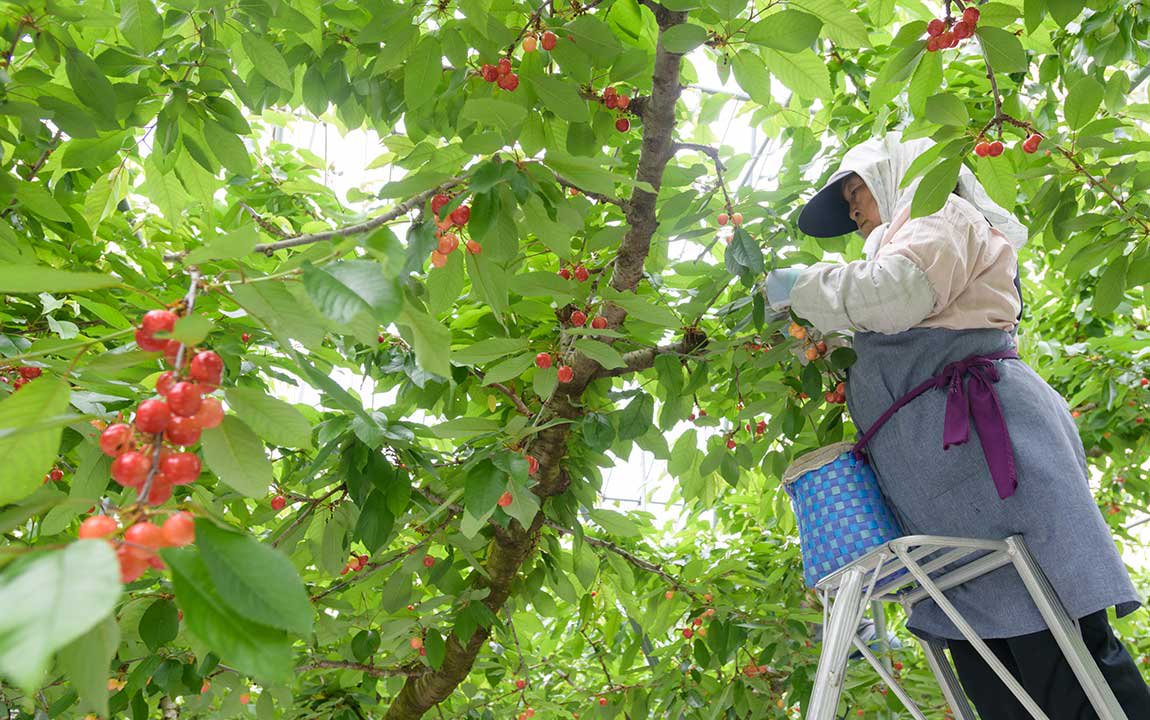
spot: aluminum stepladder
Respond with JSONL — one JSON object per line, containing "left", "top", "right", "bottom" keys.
{"left": 804, "top": 534, "right": 1130, "bottom": 720}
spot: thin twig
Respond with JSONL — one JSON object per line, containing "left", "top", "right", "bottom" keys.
{"left": 298, "top": 660, "right": 429, "bottom": 678}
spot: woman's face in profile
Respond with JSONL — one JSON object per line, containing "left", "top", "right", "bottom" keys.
{"left": 842, "top": 174, "right": 881, "bottom": 238}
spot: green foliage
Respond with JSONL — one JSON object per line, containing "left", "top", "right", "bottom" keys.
{"left": 0, "top": 0, "right": 1148, "bottom": 717}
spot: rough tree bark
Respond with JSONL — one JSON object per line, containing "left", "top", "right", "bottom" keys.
{"left": 381, "top": 4, "right": 692, "bottom": 717}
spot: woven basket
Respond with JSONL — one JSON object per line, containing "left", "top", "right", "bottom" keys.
{"left": 784, "top": 441, "right": 904, "bottom": 587}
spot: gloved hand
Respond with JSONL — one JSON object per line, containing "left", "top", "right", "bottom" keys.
{"left": 765, "top": 267, "right": 804, "bottom": 311}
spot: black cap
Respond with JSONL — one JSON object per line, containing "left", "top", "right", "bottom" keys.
{"left": 797, "top": 171, "right": 857, "bottom": 238}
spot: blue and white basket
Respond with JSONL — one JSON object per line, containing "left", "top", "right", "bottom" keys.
{"left": 783, "top": 441, "right": 904, "bottom": 587}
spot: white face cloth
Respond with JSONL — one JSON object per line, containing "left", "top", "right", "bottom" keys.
{"left": 824, "top": 132, "right": 1029, "bottom": 258}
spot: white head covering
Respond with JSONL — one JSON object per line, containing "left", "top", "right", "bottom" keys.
{"left": 798, "top": 131, "right": 1028, "bottom": 258}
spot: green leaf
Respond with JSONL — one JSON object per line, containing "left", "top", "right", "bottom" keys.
{"left": 762, "top": 48, "right": 830, "bottom": 100}
{"left": 531, "top": 76, "right": 590, "bottom": 123}
{"left": 869, "top": 43, "right": 925, "bottom": 109}
{"left": 163, "top": 547, "right": 293, "bottom": 683}
{"left": 429, "top": 417, "right": 503, "bottom": 439}
{"left": 615, "top": 392, "right": 654, "bottom": 441}
{"left": 563, "top": 16, "right": 623, "bottom": 62}
{"left": 351, "top": 630, "right": 381, "bottom": 662}
{"left": 184, "top": 224, "right": 261, "bottom": 264}
{"left": 201, "top": 415, "right": 274, "bottom": 498}
{"left": 726, "top": 227, "right": 765, "bottom": 275}
{"left": 924, "top": 93, "right": 969, "bottom": 126}
{"left": 171, "top": 313, "right": 212, "bottom": 346}
{"left": 460, "top": 99, "right": 527, "bottom": 133}
{"left": 119, "top": 0, "right": 164, "bottom": 53}
{"left": 482, "top": 352, "right": 535, "bottom": 385}
{"left": 789, "top": 0, "right": 868, "bottom": 47}
{"left": 0, "top": 378, "right": 72, "bottom": 505}
{"left": 746, "top": 10, "right": 823, "bottom": 53}
{"left": 60, "top": 132, "right": 128, "bottom": 169}
{"left": 241, "top": 34, "right": 294, "bottom": 91}
{"left": 972, "top": 154, "right": 1018, "bottom": 210}
{"left": 1093, "top": 256, "right": 1127, "bottom": 316}
{"left": 908, "top": 51, "right": 943, "bottom": 118}
{"left": 599, "top": 289, "right": 681, "bottom": 327}
{"left": 1064, "top": 76, "right": 1104, "bottom": 131}
{"left": 574, "top": 339, "right": 627, "bottom": 370}
{"left": 0, "top": 266, "right": 118, "bottom": 293}
{"left": 731, "top": 51, "right": 772, "bottom": 106}
{"left": 424, "top": 629, "right": 447, "bottom": 670}
{"left": 303, "top": 260, "right": 401, "bottom": 326}
{"left": 451, "top": 337, "right": 530, "bottom": 365}
{"left": 976, "top": 26, "right": 1027, "bottom": 74}
{"left": 405, "top": 37, "right": 441, "bottom": 111}
{"left": 1046, "top": 0, "right": 1084, "bottom": 26}
{"left": 202, "top": 120, "right": 253, "bottom": 177}
{"left": 587, "top": 508, "right": 641, "bottom": 537}
{"left": 465, "top": 252, "right": 509, "bottom": 323}
{"left": 15, "top": 183, "right": 70, "bottom": 222}
{"left": 397, "top": 303, "right": 451, "bottom": 378}
{"left": 0, "top": 541, "right": 121, "bottom": 690}
{"left": 464, "top": 459, "right": 505, "bottom": 518}
{"left": 59, "top": 614, "right": 119, "bottom": 717}
{"left": 195, "top": 520, "right": 313, "bottom": 636}
{"left": 661, "top": 24, "right": 709, "bottom": 54}
{"left": 910, "top": 156, "right": 963, "bottom": 218}
{"left": 355, "top": 490, "right": 395, "bottom": 551}
{"left": 139, "top": 599, "right": 179, "bottom": 652}
{"left": 65, "top": 47, "right": 117, "bottom": 121}
{"left": 224, "top": 387, "right": 313, "bottom": 449}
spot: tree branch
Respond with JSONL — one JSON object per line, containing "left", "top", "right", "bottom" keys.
{"left": 554, "top": 173, "right": 627, "bottom": 208}
{"left": 164, "top": 176, "right": 467, "bottom": 261}
{"left": 299, "top": 660, "right": 430, "bottom": 678}
{"left": 674, "top": 142, "right": 731, "bottom": 209}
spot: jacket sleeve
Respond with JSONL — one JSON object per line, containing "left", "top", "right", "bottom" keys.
{"left": 788, "top": 196, "right": 985, "bottom": 334}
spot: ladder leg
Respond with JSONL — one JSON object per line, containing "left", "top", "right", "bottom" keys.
{"left": 1004, "top": 536, "right": 1129, "bottom": 720}
{"left": 851, "top": 636, "right": 930, "bottom": 720}
{"left": 920, "top": 638, "right": 976, "bottom": 720}
{"left": 806, "top": 568, "right": 868, "bottom": 720}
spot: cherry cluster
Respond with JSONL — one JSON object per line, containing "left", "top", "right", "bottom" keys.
{"left": 567, "top": 308, "right": 608, "bottom": 330}
{"left": 716, "top": 212, "right": 744, "bottom": 227}
{"left": 1, "top": 363, "right": 41, "bottom": 391}
{"left": 78, "top": 511, "right": 195, "bottom": 583}
{"left": 825, "top": 381, "right": 846, "bottom": 405}
{"left": 789, "top": 321, "right": 829, "bottom": 362}
{"left": 535, "top": 350, "right": 575, "bottom": 383}
{"left": 102, "top": 309, "right": 224, "bottom": 505}
{"left": 974, "top": 133, "right": 1043, "bottom": 157}
{"left": 430, "top": 193, "right": 480, "bottom": 267}
{"left": 597, "top": 87, "right": 633, "bottom": 132}
{"left": 557, "top": 263, "right": 590, "bottom": 282}
{"left": 480, "top": 58, "right": 519, "bottom": 92}
{"left": 340, "top": 553, "right": 370, "bottom": 575}
{"left": 925, "top": 6, "right": 979, "bottom": 52}
{"left": 522, "top": 30, "right": 558, "bottom": 53}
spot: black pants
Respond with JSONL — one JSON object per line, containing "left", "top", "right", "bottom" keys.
{"left": 947, "top": 611, "right": 1150, "bottom": 719}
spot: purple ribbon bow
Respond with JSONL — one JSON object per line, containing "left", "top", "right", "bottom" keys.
{"left": 852, "top": 348, "right": 1020, "bottom": 499}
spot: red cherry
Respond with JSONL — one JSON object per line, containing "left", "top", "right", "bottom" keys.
{"left": 48, "top": 467, "right": 63, "bottom": 481}
{"left": 165, "top": 416, "right": 202, "bottom": 446}
{"left": 135, "top": 328, "right": 168, "bottom": 352}
{"left": 953, "top": 20, "right": 971, "bottom": 39}
{"left": 757, "top": 420, "right": 767, "bottom": 433}
{"left": 535, "top": 352, "right": 553, "bottom": 369}
{"left": 189, "top": 351, "right": 223, "bottom": 384}
{"left": 557, "top": 365, "right": 574, "bottom": 383}
{"left": 167, "top": 382, "right": 203, "bottom": 417}
{"left": 162, "top": 512, "right": 196, "bottom": 547}
{"left": 466, "top": 240, "right": 482, "bottom": 254}
{"left": 558, "top": 268, "right": 572, "bottom": 280}
{"left": 431, "top": 193, "right": 451, "bottom": 216}
{"left": 599, "top": 698, "right": 608, "bottom": 706}
{"left": 497, "top": 58, "right": 512, "bottom": 76}
{"left": 616, "top": 95, "right": 630, "bottom": 110}
{"left": 682, "top": 628, "right": 694, "bottom": 639}
{"left": 731, "top": 212, "right": 743, "bottom": 226}
{"left": 498, "top": 491, "right": 513, "bottom": 507}
{"left": 241, "top": 333, "right": 251, "bottom": 344}
{"left": 430, "top": 251, "right": 449, "bottom": 269}
{"left": 450, "top": 206, "right": 471, "bottom": 226}
{"left": 422, "top": 556, "right": 435, "bottom": 568}
{"left": 963, "top": 7, "right": 979, "bottom": 25}
{"left": 437, "top": 233, "right": 459, "bottom": 254}
{"left": 239, "top": 694, "right": 250, "bottom": 705}
{"left": 591, "top": 316, "right": 607, "bottom": 329}
{"left": 522, "top": 35, "right": 537, "bottom": 52}
{"left": 79, "top": 515, "right": 118, "bottom": 539}
{"left": 988, "top": 141, "right": 1004, "bottom": 157}
{"left": 480, "top": 64, "right": 498, "bottom": 82}
{"left": 117, "top": 545, "right": 150, "bottom": 583}
{"left": 717, "top": 213, "right": 729, "bottom": 226}
{"left": 974, "top": 142, "right": 991, "bottom": 157}
{"left": 141, "top": 310, "right": 178, "bottom": 337}
{"left": 615, "top": 117, "right": 630, "bottom": 133}
{"left": 356, "top": 554, "right": 369, "bottom": 569}
{"left": 497, "top": 73, "right": 519, "bottom": 91}
{"left": 162, "top": 340, "right": 183, "bottom": 367}
{"left": 515, "top": 679, "right": 526, "bottom": 690}
{"left": 144, "top": 475, "right": 173, "bottom": 505}
{"left": 603, "top": 86, "right": 618, "bottom": 99}
{"left": 527, "top": 455, "right": 539, "bottom": 474}
{"left": 192, "top": 397, "right": 224, "bottom": 429}
{"left": 112, "top": 451, "right": 152, "bottom": 487}
{"left": 156, "top": 371, "right": 177, "bottom": 396}
{"left": 726, "top": 439, "right": 736, "bottom": 449}
{"left": 541, "top": 31, "right": 557, "bottom": 50}
{"left": 604, "top": 94, "right": 618, "bottom": 109}
{"left": 573, "top": 265, "right": 590, "bottom": 282}
{"left": 99, "top": 423, "right": 134, "bottom": 456}
{"left": 1141, "top": 378, "right": 1149, "bottom": 387}
{"left": 926, "top": 36, "right": 941, "bottom": 52}
{"left": 125, "top": 521, "right": 164, "bottom": 554}
{"left": 135, "top": 399, "right": 171, "bottom": 434}
{"left": 161, "top": 452, "right": 201, "bottom": 485}
{"left": 271, "top": 495, "right": 287, "bottom": 511}
{"left": 570, "top": 310, "right": 587, "bottom": 326}
{"left": 940, "top": 31, "right": 955, "bottom": 47}
{"left": 927, "top": 18, "right": 945, "bottom": 36}
{"left": 18, "top": 366, "right": 41, "bottom": 379}
{"left": 893, "top": 661, "right": 904, "bottom": 670}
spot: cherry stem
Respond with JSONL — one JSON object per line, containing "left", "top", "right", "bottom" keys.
{"left": 137, "top": 268, "right": 201, "bottom": 505}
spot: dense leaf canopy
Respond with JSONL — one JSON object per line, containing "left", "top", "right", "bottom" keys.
{"left": 0, "top": 0, "right": 1148, "bottom": 718}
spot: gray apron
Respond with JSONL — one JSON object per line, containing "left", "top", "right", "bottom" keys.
{"left": 845, "top": 326, "right": 1143, "bottom": 641}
